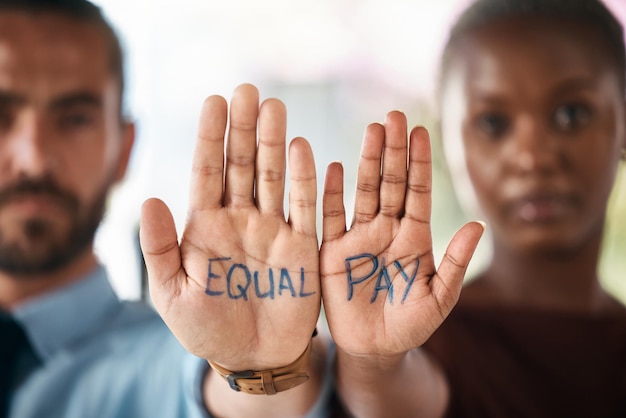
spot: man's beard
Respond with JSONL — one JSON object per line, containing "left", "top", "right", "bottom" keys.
{"left": 0, "top": 175, "right": 111, "bottom": 276}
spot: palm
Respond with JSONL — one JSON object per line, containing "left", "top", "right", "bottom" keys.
{"left": 141, "top": 85, "right": 320, "bottom": 370}
{"left": 322, "top": 217, "right": 438, "bottom": 354}
{"left": 321, "top": 113, "right": 483, "bottom": 357}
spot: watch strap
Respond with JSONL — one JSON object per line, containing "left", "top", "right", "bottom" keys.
{"left": 208, "top": 339, "right": 312, "bottom": 395}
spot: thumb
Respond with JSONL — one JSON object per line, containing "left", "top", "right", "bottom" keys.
{"left": 431, "top": 221, "right": 485, "bottom": 314}
{"left": 139, "top": 198, "right": 183, "bottom": 305}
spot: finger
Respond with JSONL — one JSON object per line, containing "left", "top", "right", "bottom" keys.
{"left": 139, "top": 198, "right": 183, "bottom": 310}
{"left": 224, "top": 83, "right": 259, "bottom": 208}
{"left": 189, "top": 95, "right": 227, "bottom": 211}
{"left": 404, "top": 126, "right": 432, "bottom": 226}
{"left": 256, "top": 98, "right": 287, "bottom": 216}
{"left": 431, "top": 221, "right": 486, "bottom": 314}
{"left": 353, "top": 122, "right": 384, "bottom": 225}
{"left": 322, "top": 161, "right": 346, "bottom": 243}
{"left": 379, "top": 111, "right": 408, "bottom": 218}
{"left": 287, "top": 137, "right": 317, "bottom": 237}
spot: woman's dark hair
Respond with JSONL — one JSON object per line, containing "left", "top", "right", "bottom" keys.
{"left": 439, "top": 0, "right": 626, "bottom": 95}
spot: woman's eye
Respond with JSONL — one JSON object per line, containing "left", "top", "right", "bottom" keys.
{"left": 475, "top": 113, "right": 509, "bottom": 138}
{"left": 553, "top": 104, "right": 591, "bottom": 131}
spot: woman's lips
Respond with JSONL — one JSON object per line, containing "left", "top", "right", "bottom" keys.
{"left": 509, "top": 193, "right": 578, "bottom": 223}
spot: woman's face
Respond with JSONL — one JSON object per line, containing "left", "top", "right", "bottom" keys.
{"left": 441, "top": 17, "right": 626, "bottom": 256}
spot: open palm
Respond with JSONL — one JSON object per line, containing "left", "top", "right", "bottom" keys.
{"left": 321, "top": 111, "right": 484, "bottom": 357}
{"left": 140, "top": 84, "right": 320, "bottom": 371}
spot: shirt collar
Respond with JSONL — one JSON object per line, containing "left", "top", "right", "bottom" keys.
{"left": 12, "top": 266, "right": 121, "bottom": 362}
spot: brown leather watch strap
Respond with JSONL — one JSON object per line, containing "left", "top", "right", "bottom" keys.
{"left": 208, "top": 340, "right": 312, "bottom": 395}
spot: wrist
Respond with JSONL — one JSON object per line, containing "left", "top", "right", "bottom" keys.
{"left": 208, "top": 330, "right": 318, "bottom": 395}
{"left": 336, "top": 346, "right": 409, "bottom": 372}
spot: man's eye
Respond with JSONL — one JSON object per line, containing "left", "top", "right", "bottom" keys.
{"left": 0, "top": 111, "right": 13, "bottom": 129}
{"left": 61, "top": 113, "right": 93, "bottom": 128}
{"left": 553, "top": 104, "right": 591, "bottom": 131}
{"left": 475, "top": 113, "right": 509, "bottom": 138}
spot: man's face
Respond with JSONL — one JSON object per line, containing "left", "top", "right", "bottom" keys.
{"left": 0, "top": 11, "right": 133, "bottom": 275}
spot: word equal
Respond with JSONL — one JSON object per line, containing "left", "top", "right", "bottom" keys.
{"left": 205, "top": 257, "right": 316, "bottom": 301}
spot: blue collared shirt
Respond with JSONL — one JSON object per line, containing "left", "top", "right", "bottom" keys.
{"left": 9, "top": 266, "right": 210, "bottom": 418}
{"left": 8, "top": 267, "right": 333, "bottom": 418}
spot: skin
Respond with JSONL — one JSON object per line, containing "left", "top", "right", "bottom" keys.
{"left": 140, "top": 84, "right": 325, "bottom": 417}
{"left": 141, "top": 88, "right": 484, "bottom": 417}
{"left": 0, "top": 14, "right": 321, "bottom": 418}
{"left": 442, "top": 18, "right": 626, "bottom": 314}
{"left": 320, "top": 113, "right": 484, "bottom": 417}
{"left": 328, "top": 16, "right": 626, "bottom": 418}
{"left": 140, "top": 90, "right": 483, "bottom": 417}
{"left": 0, "top": 12, "right": 134, "bottom": 309}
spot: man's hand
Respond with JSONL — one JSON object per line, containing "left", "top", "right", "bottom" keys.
{"left": 139, "top": 84, "right": 320, "bottom": 371}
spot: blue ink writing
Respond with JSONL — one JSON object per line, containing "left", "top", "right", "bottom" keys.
{"left": 227, "top": 264, "right": 251, "bottom": 301}
{"left": 206, "top": 257, "right": 231, "bottom": 296}
{"left": 253, "top": 270, "right": 274, "bottom": 299}
{"left": 345, "top": 254, "right": 421, "bottom": 304}
{"left": 279, "top": 268, "right": 296, "bottom": 297}
{"left": 345, "top": 254, "right": 378, "bottom": 301}
{"left": 299, "top": 268, "right": 316, "bottom": 297}
{"left": 395, "top": 259, "right": 419, "bottom": 303}
{"left": 372, "top": 259, "right": 393, "bottom": 303}
{"left": 205, "top": 257, "right": 316, "bottom": 301}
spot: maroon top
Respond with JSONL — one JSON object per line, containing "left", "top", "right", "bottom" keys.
{"left": 424, "top": 303, "right": 626, "bottom": 418}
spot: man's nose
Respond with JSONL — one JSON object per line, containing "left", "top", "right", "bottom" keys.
{"left": 8, "top": 114, "right": 54, "bottom": 178}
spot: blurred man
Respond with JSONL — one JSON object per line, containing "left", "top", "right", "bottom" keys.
{"left": 0, "top": 1, "right": 328, "bottom": 417}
